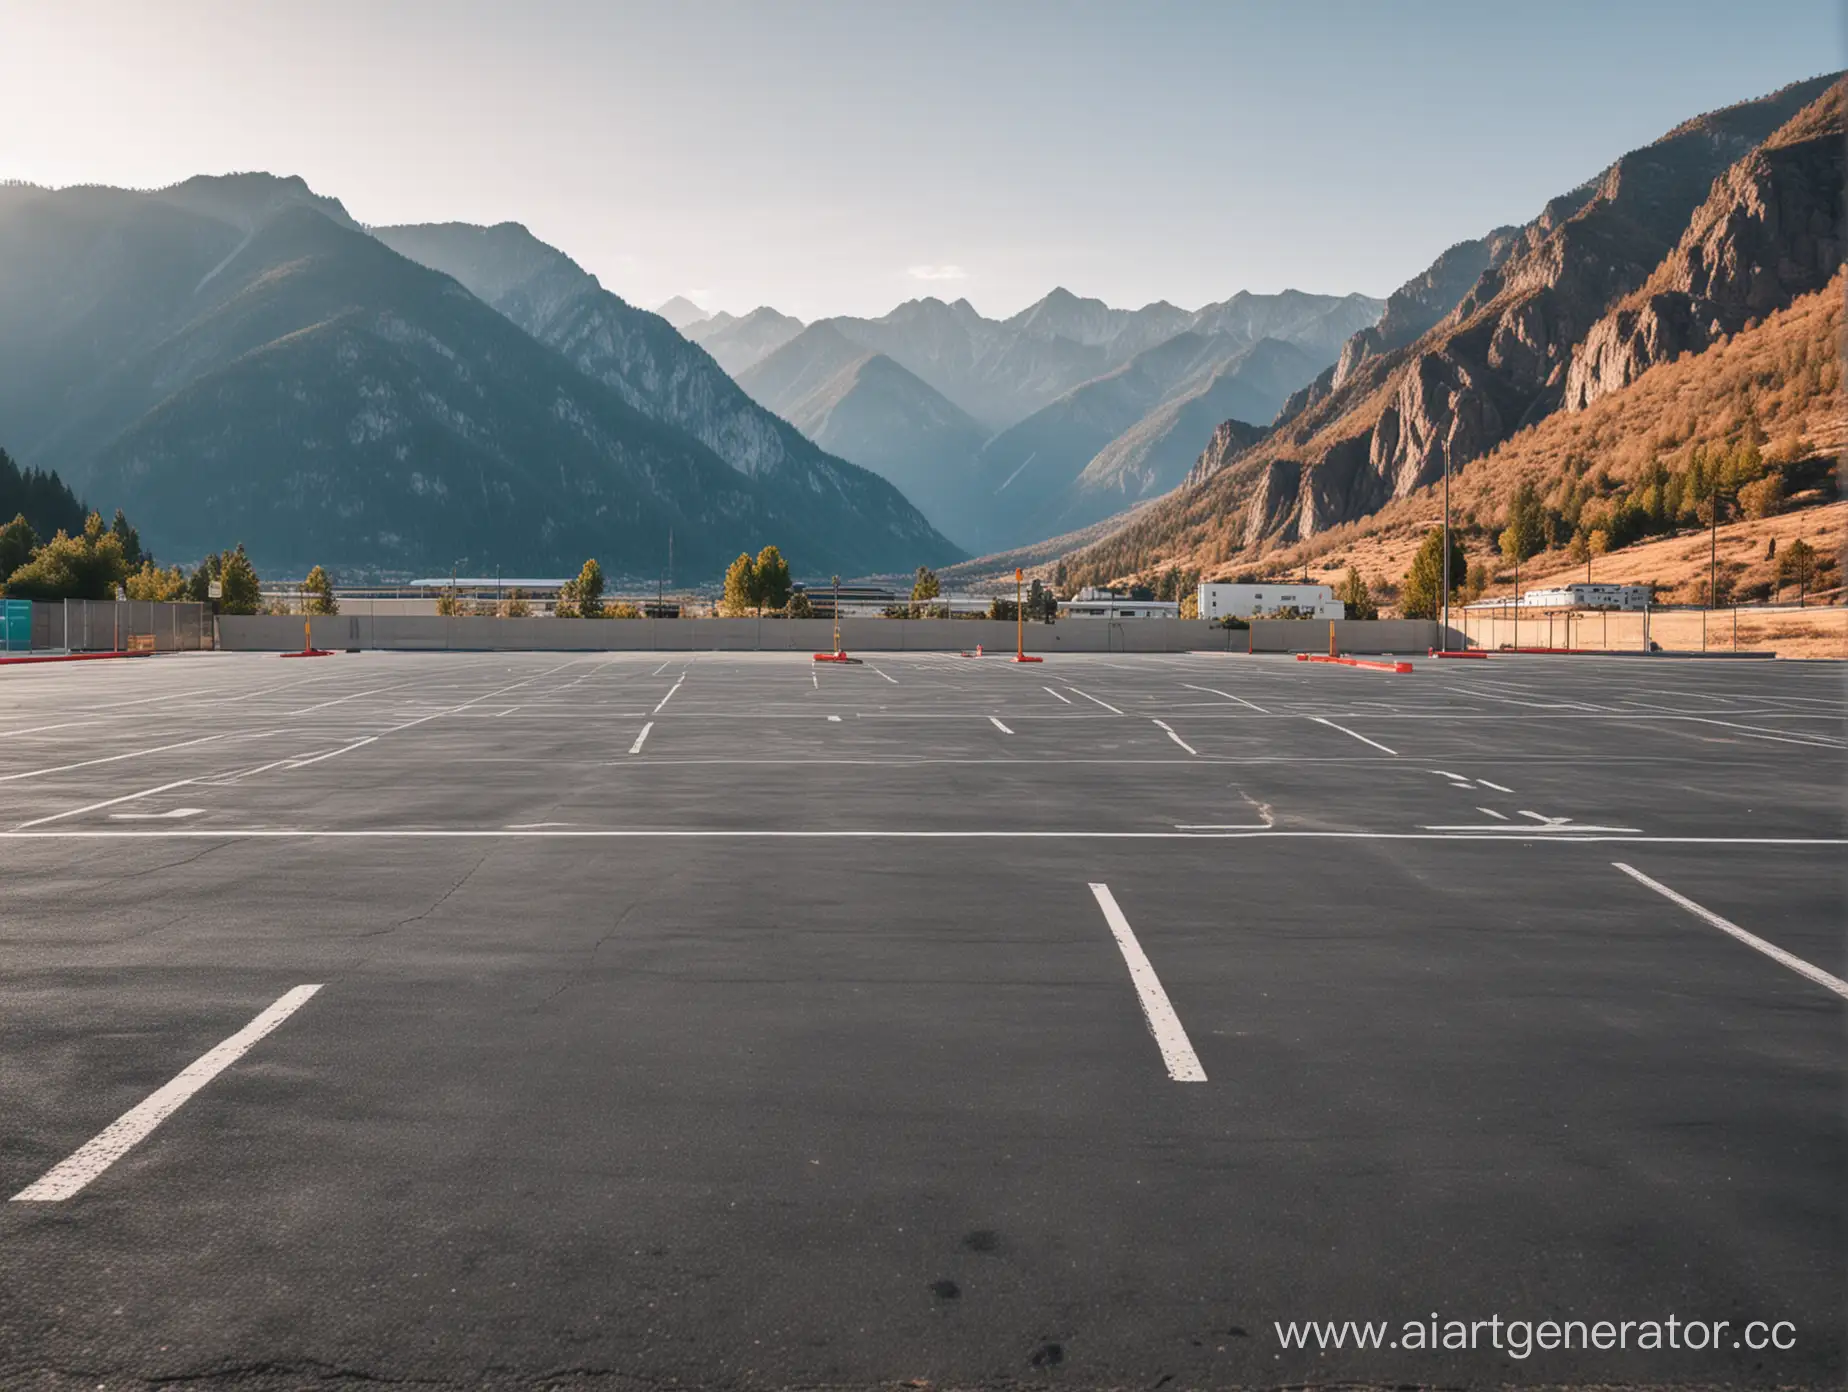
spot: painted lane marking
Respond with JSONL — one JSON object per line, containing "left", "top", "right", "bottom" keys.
{"left": 16, "top": 777, "right": 200, "bottom": 830}
{"left": 1421, "top": 822, "right": 1641, "bottom": 833}
{"left": 110, "top": 808, "right": 204, "bottom": 821}
{"left": 11, "top": 985, "right": 324, "bottom": 1202}
{"left": 1088, "top": 884, "right": 1207, "bottom": 1083}
{"left": 1679, "top": 717, "right": 1847, "bottom": 750}
{"left": 1518, "top": 810, "right": 1572, "bottom": 826}
{"left": 1181, "top": 683, "right": 1268, "bottom": 713}
{"left": 0, "top": 828, "right": 1833, "bottom": 844}
{"left": 1043, "top": 687, "right": 1073, "bottom": 704}
{"left": 1476, "top": 807, "right": 1508, "bottom": 820}
{"left": 1066, "top": 687, "right": 1125, "bottom": 716}
{"left": 653, "top": 678, "right": 685, "bottom": 714}
{"left": 0, "top": 732, "right": 229, "bottom": 784}
{"left": 1429, "top": 769, "right": 1468, "bottom": 781}
{"left": 989, "top": 716, "right": 1014, "bottom": 734}
{"left": 0, "top": 720, "right": 109, "bottom": 739}
{"left": 284, "top": 680, "right": 424, "bottom": 715}
{"left": 827, "top": 715, "right": 842, "bottom": 723}
{"left": 1313, "top": 717, "right": 1397, "bottom": 756}
{"left": 1613, "top": 862, "right": 1848, "bottom": 1001}
{"left": 869, "top": 666, "right": 898, "bottom": 684}
{"left": 286, "top": 737, "right": 378, "bottom": 769}
{"left": 629, "top": 722, "right": 654, "bottom": 754}
{"left": 1152, "top": 719, "right": 1198, "bottom": 755}
{"left": 1478, "top": 779, "right": 1514, "bottom": 793}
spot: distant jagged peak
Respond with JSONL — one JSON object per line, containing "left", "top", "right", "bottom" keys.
{"left": 153, "top": 171, "right": 357, "bottom": 233}
{"left": 654, "top": 294, "right": 710, "bottom": 328}
{"left": 372, "top": 220, "right": 599, "bottom": 314}
{"left": 736, "top": 304, "right": 802, "bottom": 326}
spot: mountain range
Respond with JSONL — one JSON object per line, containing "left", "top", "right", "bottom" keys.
{"left": 691, "top": 285, "right": 1382, "bottom": 551}
{"left": 0, "top": 177, "right": 956, "bottom": 578}
{"left": 1069, "top": 71, "right": 1845, "bottom": 589}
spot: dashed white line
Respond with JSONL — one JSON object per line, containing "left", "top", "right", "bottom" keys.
{"left": 1478, "top": 779, "right": 1514, "bottom": 794}
{"left": 1043, "top": 687, "right": 1072, "bottom": 704}
{"left": 989, "top": 716, "right": 1014, "bottom": 734}
{"left": 653, "top": 677, "right": 685, "bottom": 714}
{"left": 1152, "top": 719, "right": 1198, "bottom": 755}
{"left": 1066, "top": 687, "right": 1125, "bottom": 715}
{"left": 11, "top": 985, "right": 324, "bottom": 1202}
{"left": 1088, "top": 883, "right": 1207, "bottom": 1083}
{"left": 869, "top": 665, "right": 898, "bottom": 684}
{"left": 1613, "top": 862, "right": 1848, "bottom": 1000}
{"left": 1476, "top": 807, "right": 1508, "bottom": 820}
{"left": 629, "top": 722, "right": 654, "bottom": 754}
{"left": 1312, "top": 717, "right": 1397, "bottom": 756}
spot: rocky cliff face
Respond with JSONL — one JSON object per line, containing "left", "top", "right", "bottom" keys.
{"left": 1565, "top": 80, "right": 1845, "bottom": 410}
{"left": 1180, "top": 74, "right": 1836, "bottom": 552}
{"left": 1062, "top": 72, "right": 1844, "bottom": 582}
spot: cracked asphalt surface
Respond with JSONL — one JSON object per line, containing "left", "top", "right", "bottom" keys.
{"left": 1, "top": 649, "right": 1842, "bottom": 1389}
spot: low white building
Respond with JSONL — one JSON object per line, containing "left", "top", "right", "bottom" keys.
{"left": 1060, "top": 587, "right": 1181, "bottom": 619}
{"left": 1507, "top": 583, "right": 1652, "bottom": 612}
{"left": 1196, "top": 582, "right": 1343, "bottom": 620}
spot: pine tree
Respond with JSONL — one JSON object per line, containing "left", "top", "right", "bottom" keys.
{"left": 218, "top": 545, "right": 262, "bottom": 615}
{"left": 720, "top": 553, "right": 756, "bottom": 616}
{"left": 572, "top": 559, "right": 606, "bottom": 618}
{"left": 1400, "top": 529, "right": 1466, "bottom": 620}
{"left": 0, "top": 513, "right": 37, "bottom": 584}
{"left": 1337, "top": 565, "right": 1378, "bottom": 620}
{"left": 302, "top": 564, "right": 339, "bottom": 615}
{"left": 753, "top": 545, "right": 791, "bottom": 614}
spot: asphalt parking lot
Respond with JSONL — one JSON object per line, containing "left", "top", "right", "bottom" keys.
{"left": 2, "top": 649, "right": 1842, "bottom": 1390}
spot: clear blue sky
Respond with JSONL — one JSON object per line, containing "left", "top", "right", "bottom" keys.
{"left": 2, "top": 0, "right": 1839, "bottom": 319}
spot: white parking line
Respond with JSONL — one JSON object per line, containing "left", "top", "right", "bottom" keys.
{"left": 1613, "top": 863, "right": 1848, "bottom": 999}
{"left": 654, "top": 678, "right": 685, "bottom": 714}
{"left": 869, "top": 665, "right": 898, "bottom": 684}
{"left": 630, "top": 722, "right": 654, "bottom": 754}
{"left": 1066, "top": 687, "right": 1125, "bottom": 715}
{"left": 15, "top": 777, "right": 200, "bottom": 830}
{"left": 989, "top": 716, "right": 1014, "bottom": 734}
{"left": 1181, "top": 683, "right": 1268, "bottom": 713}
{"left": 1043, "top": 687, "right": 1072, "bottom": 704}
{"left": 1478, "top": 779, "right": 1514, "bottom": 793}
{"left": 1152, "top": 719, "right": 1198, "bottom": 755}
{"left": 286, "top": 737, "right": 378, "bottom": 768}
{"left": 1476, "top": 807, "right": 1508, "bottom": 820}
{"left": 1313, "top": 717, "right": 1397, "bottom": 756}
{"left": 0, "top": 732, "right": 228, "bottom": 784}
{"left": 1088, "top": 884, "right": 1206, "bottom": 1083}
{"left": 11, "top": 985, "right": 324, "bottom": 1202}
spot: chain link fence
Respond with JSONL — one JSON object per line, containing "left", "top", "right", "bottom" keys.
{"left": 1457, "top": 604, "right": 1846, "bottom": 658}
{"left": 31, "top": 600, "right": 214, "bottom": 653}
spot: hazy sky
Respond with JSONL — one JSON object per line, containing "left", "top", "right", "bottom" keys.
{"left": 2, "top": 0, "right": 1839, "bottom": 320}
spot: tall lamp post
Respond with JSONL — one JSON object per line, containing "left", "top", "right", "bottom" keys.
{"left": 1440, "top": 447, "right": 1452, "bottom": 652}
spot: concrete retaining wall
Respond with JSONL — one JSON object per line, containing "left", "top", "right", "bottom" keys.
{"left": 218, "top": 614, "right": 1445, "bottom": 654}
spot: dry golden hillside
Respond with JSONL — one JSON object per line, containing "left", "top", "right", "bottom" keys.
{"left": 1138, "top": 274, "right": 1843, "bottom": 608}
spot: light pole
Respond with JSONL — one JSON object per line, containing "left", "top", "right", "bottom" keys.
{"left": 1440, "top": 447, "right": 1452, "bottom": 652}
